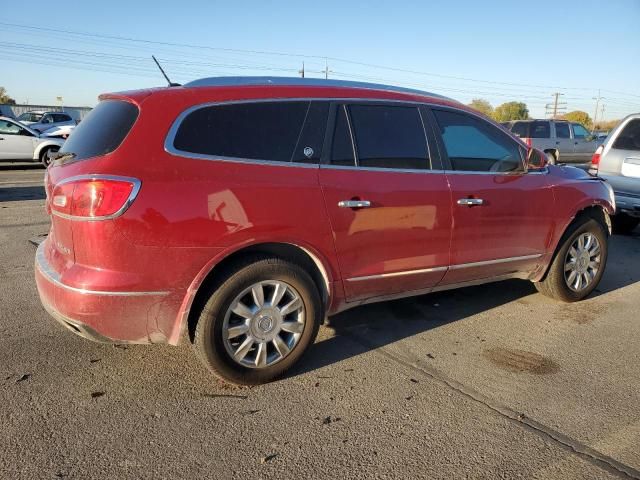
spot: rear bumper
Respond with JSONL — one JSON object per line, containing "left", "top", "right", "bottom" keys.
{"left": 35, "top": 240, "right": 176, "bottom": 344}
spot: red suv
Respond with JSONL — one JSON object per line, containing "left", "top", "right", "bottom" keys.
{"left": 36, "top": 77, "right": 615, "bottom": 385}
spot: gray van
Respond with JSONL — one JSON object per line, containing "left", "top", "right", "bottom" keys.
{"left": 503, "top": 119, "right": 599, "bottom": 164}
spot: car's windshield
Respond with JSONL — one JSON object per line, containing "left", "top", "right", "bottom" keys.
{"left": 18, "top": 112, "right": 44, "bottom": 122}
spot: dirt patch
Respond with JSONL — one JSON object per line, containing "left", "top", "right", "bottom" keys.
{"left": 554, "top": 302, "right": 609, "bottom": 325}
{"left": 483, "top": 347, "right": 560, "bottom": 375}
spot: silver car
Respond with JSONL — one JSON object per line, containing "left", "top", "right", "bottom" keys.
{"left": 503, "top": 119, "right": 599, "bottom": 164}
{"left": 591, "top": 113, "right": 640, "bottom": 234}
{"left": 17, "top": 110, "right": 77, "bottom": 134}
{"left": 0, "top": 116, "right": 65, "bottom": 166}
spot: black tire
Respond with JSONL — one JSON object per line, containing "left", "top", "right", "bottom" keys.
{"left": 39, "top": 146, "right": 59, "bottom": 167}
{"left": 534, "top": 218, "right": 608, "bottom": 302}
{"left": 545, "top": 151, "right": 557, "bottom": 165}
{"left": 193, "top": 256, "right": 322, "bottom": 385}
{"left": 611, "top": 213, "right": 639, "bottom": 235}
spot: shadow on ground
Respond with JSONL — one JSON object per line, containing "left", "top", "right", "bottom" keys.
{"left": 0, "top": 186, "right": 45, "bottom": 202}
{"left": 291, "top": 231, "right": 640, "bottom": 378}
{"left": 0, "top": 163, "right": 44, "bottom": 171}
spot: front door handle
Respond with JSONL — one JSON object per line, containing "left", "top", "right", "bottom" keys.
{"left": 457, "top": 198, "right": 484, "bottom": 206}
{"left": 338, "top": 200, "right": 371, "bottom": 209}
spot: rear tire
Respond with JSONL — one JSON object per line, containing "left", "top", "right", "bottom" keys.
{"left": 545, "top": 151, "right": 557, "bottom": 165}
{"left": 611, "top": 213, "right": 639, "bottom": 235}
{"left": 39, "top": 146, "right": 59, "bottom": 167}
{"left": 193, "top": 256, "right": 322, "bottom": 385}
{"left": 534, "top": 218, "right": 608, "bottom": 302}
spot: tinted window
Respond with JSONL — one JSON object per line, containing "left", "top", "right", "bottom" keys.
{"left": 174, "top": 101, "right": 309, "bottom": 162}
{"left": 530, "top": 121, "right": 550, "bottom": 138}
{"left": 330, "top": 106, "right": 355, "bottom": 166}
{"left": 291, "top": 102, "right": 329, "bottom": 163}
{"left": 555, "top": 122, "right": 570, "bottom": 138}
{"left": 613, "top": 119, "right": 640, "bottom": 151}
{"left": 572, "top": 124, "right": 590, "bottom": 139}
{"left": 348, "top": 105, "right": 429, "bottom": 169}
{"left": 60, "top": 100, "right": 138, "bottom": 161}
{"left": 18, "top": 112, "right": 43, "bottom": 122}
{"left": 433, "top": 109, "right": 523, "bottom": 172}
{"left": 52, "top": 113, "right": 71, "bottom": 122}
{"left": 510, "top": 121, "right": 528, "bottom": 138}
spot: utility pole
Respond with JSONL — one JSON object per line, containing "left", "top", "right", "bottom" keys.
{"left": 545, "top": 92, "right": 566, "bottom": 118}
{"left": 322, "top": 58, "right": 332, "bottom": 79}
{"left": 592, "top": 90, "right": 604, "bottom": 132}
{"left": 298, "top": 61, "right": 305, "bottom": 78}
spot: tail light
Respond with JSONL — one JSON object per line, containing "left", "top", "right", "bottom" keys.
{"left": 51, "top": 175, "right": 140, "bottom": 220}
{"left": 523, "top": 137, "right": 532, "bottom": 147}
{"left": 590, "top": 145, "right": 604, "bottom": 173}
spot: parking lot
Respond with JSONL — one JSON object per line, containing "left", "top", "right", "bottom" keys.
{"left": 1, "top": 164, "right": 639, "bottom": 479}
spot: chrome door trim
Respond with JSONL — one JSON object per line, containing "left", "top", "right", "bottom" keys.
{"left": 344, "top": 254, "right": 542, "bottom": 282}
{"left": 36, "top": 243, "right": 170, "bottom": 297}
{"left": 346, "top": 266, "right": 448, "bottom": 283}
{"left": 448, "top": 254, "right": 542, "bottom": 270}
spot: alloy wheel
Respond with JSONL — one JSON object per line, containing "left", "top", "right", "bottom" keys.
{"left": 564, "top": 233, "right": 601, "bottom": 292}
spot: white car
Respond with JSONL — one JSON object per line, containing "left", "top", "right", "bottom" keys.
{"left": 0, "top": 116, "right": 65, "bottom": 166}
{"left": 40, "top": 124, "right": 75, "bottom": 139}
{"left": 17, "top": 110, "right": 77, "bottom": 133}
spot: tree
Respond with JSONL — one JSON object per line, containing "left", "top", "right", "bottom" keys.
{"left": 0, "top": 87, "right": 16, "bottom": 105}
{"left": 492, "top": 102, "right": 529, "bottom": 122}
{"left": 562, "top": 111, "right": 592, "bottom": 129}
{"left": 468, "top": 98, "right": 493, "bottom": 117}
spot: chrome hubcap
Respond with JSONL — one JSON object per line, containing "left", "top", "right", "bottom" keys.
{"left": 564, "top": 233, "right": 601, "bottom": 292}
{"left": 222, "top": 280, "right": 305, "bottom": 368}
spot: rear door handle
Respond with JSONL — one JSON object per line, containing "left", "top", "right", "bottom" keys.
{"left": 457, "top": 198, "right": 484, "bottom": 206}
{"left": 338, "top": 200, "right": 371, "bottom": 208}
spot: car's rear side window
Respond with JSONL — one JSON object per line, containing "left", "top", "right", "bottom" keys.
{"left": 555, "top": 122, "right": 570, "bottom": 138}
{"left": 60, "top": 100, "right": 138, "bottom": 160}
{"left": 347, "top": 105, "right": 429, "bottom": 170}
{"left": 510, "top": 121, "right": 528, "bottom": 138}
{"left": 613, "top": 119, "right": 640, "bottom": 151}
{"left": 530, "top": 121, "right": 550, "bottom": 138}
{"left": 433, "top": 109, "right": 523, "bottom": 173}
{"left": 173, "top": 101, "right": 312, "bottom": 163}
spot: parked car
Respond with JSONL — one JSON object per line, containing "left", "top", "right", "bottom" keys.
{"left": 39, "top": 124, "right": 75, "bottom": 139}
{"left": 503, "top": 119, "right": 599, "bottom": 164}
{"left": 590, "top": 113, "right": 640, "bottom": 234}
{"left": 35, "top": 77, "right": 615, "bottom": 385}
{"left": 17, "top": 110, "right": 77, "bottom": 133}
{"left": 0, "top": 116, "right": 64, "bottom": 165}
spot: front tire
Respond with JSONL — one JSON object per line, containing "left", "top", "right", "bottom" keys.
{"left": 39, "top": 146, "right": 59, "bottom": 167}
{"left": 193, "top": 256, "right": 322, "bottom": 385}
{"left": 534, "top": 218, "right": 608, "bottom": 302}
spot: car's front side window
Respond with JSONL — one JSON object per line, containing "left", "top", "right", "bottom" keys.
{"left": 0, "top": 120, "right": 24, "bottom": 135}
{"left": 433, "top": 109, "right": 523, "bottom": 173}
{"left": 572, "top": 124, "right": 590, "bottom": 139}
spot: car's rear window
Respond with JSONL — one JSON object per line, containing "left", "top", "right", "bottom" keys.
{"left": 612, "top": 119, "right": 640, "bottom": 151}
{"left": 60, "top": 100, "right": 138, "bottom": 160}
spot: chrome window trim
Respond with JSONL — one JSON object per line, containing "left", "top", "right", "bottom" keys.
{"left": 36, "top": 242, "right": 169, "bottom": 297}
{"left": 50, "top": 174, "right": 141, "bottom": 222}
{"left": 344, "top": 254, "right": 542, "bottom": 282}
{"left": 165, "top": 97, "right": 445, "bottom": 171}
{"left": 319, "top": 164, "right": 445, "bottom": 174}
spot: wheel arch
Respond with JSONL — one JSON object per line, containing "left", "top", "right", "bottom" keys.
{"left": 33, "top": 141, "right": 60, "bottom": 161}
{"left": 181, "top": 242, "right": 333, "bottom": 344}
{"left": 538, "top": 203, "right": 611, "bottom": 282}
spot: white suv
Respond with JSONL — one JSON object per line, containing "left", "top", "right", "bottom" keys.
{"left": 17, "top": 110, "right": 77, "bottom": 134}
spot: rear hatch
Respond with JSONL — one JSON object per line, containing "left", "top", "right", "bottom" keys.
{"left": 44, "top": 99, "right": 140, "bottom": 275}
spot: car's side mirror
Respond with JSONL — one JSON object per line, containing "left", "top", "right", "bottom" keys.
{"left": 526, "top": 148, "right": 547, "bottom": 170}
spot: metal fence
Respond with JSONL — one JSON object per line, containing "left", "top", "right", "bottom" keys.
{"left": 0, "top": 104, "right": 93, "bottom": 121}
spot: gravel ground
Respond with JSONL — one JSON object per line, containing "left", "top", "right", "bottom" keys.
{"left": 1, "top": 164, "right": 639, "bottom": 479}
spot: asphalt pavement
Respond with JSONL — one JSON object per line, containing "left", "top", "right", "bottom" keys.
{"left": 1, "top": 164, "right": 639, "bottom": 479}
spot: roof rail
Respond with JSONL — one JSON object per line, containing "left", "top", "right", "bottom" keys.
{"left": 183, "top": 76, "right": 455, "bottom": 101}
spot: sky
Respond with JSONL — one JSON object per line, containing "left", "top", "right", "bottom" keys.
{"left": 2, "top": 0, "right": 640, "bottom": 120}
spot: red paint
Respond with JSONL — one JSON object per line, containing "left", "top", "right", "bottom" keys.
{"left": 36, "top": 83, "right": 615, "bottom": 345}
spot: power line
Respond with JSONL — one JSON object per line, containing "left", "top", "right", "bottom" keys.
{"left": 3, "top": 20, "right": 640, "bottom": 96}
